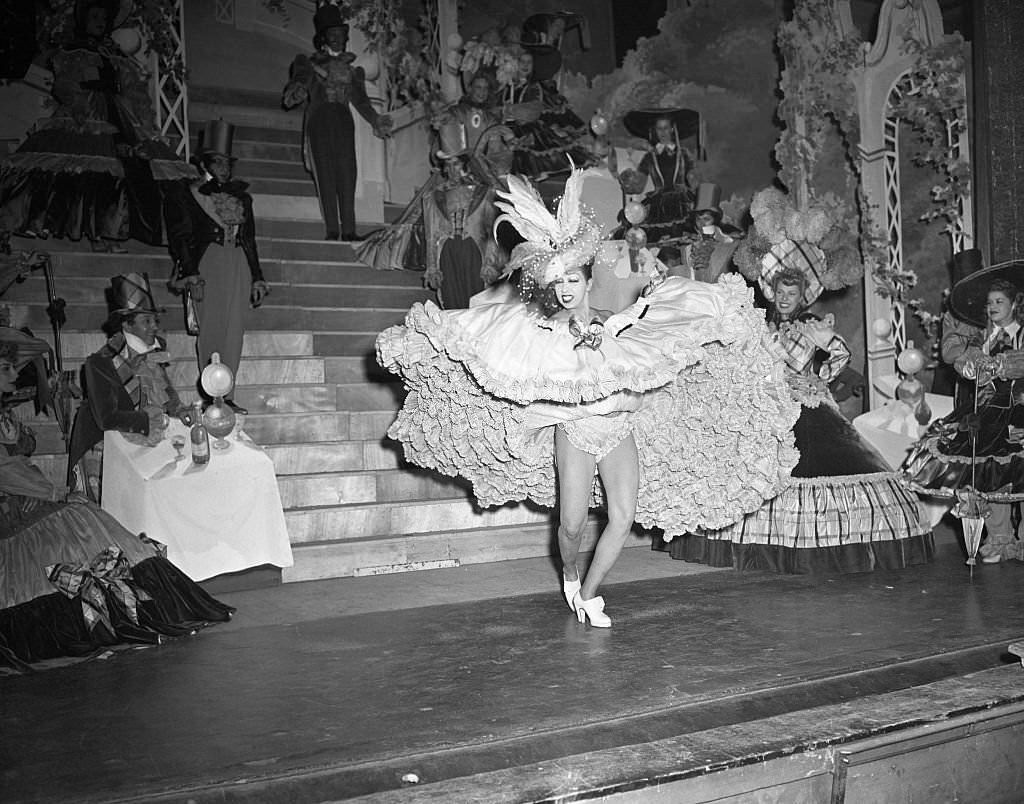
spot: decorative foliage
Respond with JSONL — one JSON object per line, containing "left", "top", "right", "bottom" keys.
{"left": 888, "top": 34, "right": 970, "bottom": 232}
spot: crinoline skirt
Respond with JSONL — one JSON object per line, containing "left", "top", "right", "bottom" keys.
{"left": 377, "top": 275, "right": 801, "bottom": 535}
{"left": 1, "top": 497, "right": 233, "bottom": 671}
{"left": 668, "top": 402, "right": 934, "bottom": 574}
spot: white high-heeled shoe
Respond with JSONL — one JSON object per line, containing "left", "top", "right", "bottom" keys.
{"left": 562, "top": 573, "right": 581, "bottom": 610}
{"left": 572, "top": 592, "right": 611, "bottom": 628}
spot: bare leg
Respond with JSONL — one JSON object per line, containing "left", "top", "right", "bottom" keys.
{"left": 580, "top": 434, "right": 639, "bottom": 600}
{"left": 554, "top": 427, "right": 597, "bottom": 584}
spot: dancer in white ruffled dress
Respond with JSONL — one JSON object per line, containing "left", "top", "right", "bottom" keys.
{"left": 377, "top": 166, "right": 799, "bottom": 626}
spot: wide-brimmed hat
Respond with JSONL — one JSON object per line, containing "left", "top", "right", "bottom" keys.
{"left": 75, "top": 0, "right": 132, "bottom": 34}
{"left": 313, "top": 4, "right": 349, "bottom": 35}
{"left": 108, "top": 272, "right": 163, "bottom": 319}
{"left": 949, "top": 254, "right": 1024, "bottom": 328}
{"left": 0, "top": 326, "right": 51, "bottom": 369}
{"left": 197, "top": 119, "right": 235, "bottom": 161}
{"left": 623, "top": 107, "right": 700, "bottom": 144}
{"left": 520, "top": 11, "right": 589, "bottom": 48}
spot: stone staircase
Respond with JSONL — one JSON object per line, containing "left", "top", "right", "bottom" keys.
{"left": 3, "top": 116, "right": 606, "bottom": 583}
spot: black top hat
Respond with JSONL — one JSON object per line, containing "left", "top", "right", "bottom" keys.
{"left": 109, "top": 272, "right": 163, "bottom": 319}
{"left": 75, "top": 0, "right": 132, "bottom": 34}
{"left": 197, "top": 119, "right": 235, "bottom": 161}
{"left": 314, "top": 4, "right": 349, "bottom": 35}
{"left": 521, "top": 12, "right": 587, "bottom": 46}
{"left": 949, "top": 257, "right": 1024, "bottom": 328}
{"left": 623, "top": 107, "right": 701, "bottom": 144}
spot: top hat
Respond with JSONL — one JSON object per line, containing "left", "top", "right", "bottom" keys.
{"left": 949, "top": 256, "right": 1024, "bottom": 328}
{"left": 520, "top": 44, "right": 564, "bottom": 82}
{"left": 623, "top": 107, "right": 701, "bottom": 145}
{"left": 314, "top": 4, "right": 349, "bottom": 35}
{"left": 197, "top": 119, "right": 235, "bottom": 161}
{"left": 521, "top": 11, "right": 588, "bottom": 48}
{"left": 693, "top": 183, "right": 722, "bottom": 217}
{"left": 75, "top": 0, "right": 132, "bottom": 34}
{"left": 435, "top": 122, "right": 468, "bottom": 160}
{"left": 109, "top": 272, "right": 163, "bottom": 318}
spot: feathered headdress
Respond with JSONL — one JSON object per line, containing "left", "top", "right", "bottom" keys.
{"left": 493, "top": 160, "right": 602, "bottom": 297}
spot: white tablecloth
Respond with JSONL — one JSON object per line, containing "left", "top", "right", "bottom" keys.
{"left": 853, "top": 393, "right": 955, "bottom": 527}
{"left": 101, "top": 420, "right": 293, "bottom": 581}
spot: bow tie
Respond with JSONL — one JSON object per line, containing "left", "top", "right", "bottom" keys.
{"left": 569, "top": 317, "right": 604, "bottom": 351}
{"left": 655, "top": 143, "right": 677, "bottom": 155}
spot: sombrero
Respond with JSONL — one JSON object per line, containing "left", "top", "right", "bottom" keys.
{"left": 75, "top": 0, "right": 132, "bottom": 32}
{"left": 949, "top": 255, "right": 1024, "bottom": 329}
{"left": 623, "top": 107, "right": 701, "bottom": 143}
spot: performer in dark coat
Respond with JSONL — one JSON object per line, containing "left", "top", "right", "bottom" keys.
{"left": 163, "top": 120, "right": 268, "bottom": 413}
{"left": 68, "top": 272, "right": 186, "bottom": 500}
{"left": 282, "top": 5, "right": 392, "bottom": 241}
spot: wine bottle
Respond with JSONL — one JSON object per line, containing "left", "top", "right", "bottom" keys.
{"left": 190, "top": 401, "right": 210, "bottom": 465}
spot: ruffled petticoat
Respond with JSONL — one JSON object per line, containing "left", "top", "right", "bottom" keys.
{"left": 668, "top": 398, "right": 934, "bottom": 574}
{"left": 377, "top": 275, "right": 801, "bottom": 535}
{"left": 1, "top": 497, "right": 233, "bottom": 671}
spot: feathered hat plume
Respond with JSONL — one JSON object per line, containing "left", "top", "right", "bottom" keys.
{"left": 493, "top": 160, "right": 602, "bottom": 295}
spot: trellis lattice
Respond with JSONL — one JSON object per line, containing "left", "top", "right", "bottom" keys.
{"left": 424, "top": 0, "right": 442, "bottom": 85}
{"left": 214, "top": 0, "right": 235, "bottom": 25}
{"left": 151, "top": 0, "right": 189, "bottom": 160}
{"left": 882, "top": 81, "right": 907, "bottom": 358}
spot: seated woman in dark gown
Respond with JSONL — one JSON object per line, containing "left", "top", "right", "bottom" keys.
{"left": 0, "top": 329, "right": 232, "bottom": 671}
{"left": 668, "top": 265, "right": 934, "bottom": 574}
{"left": 0, "top": 1, "right": 194, "bottom": 251}
{"left": 903, "top": 265, "right": 1024, "bottom": 563}
{"left": 504, "top": 48, "right": 594, "bottom": 180}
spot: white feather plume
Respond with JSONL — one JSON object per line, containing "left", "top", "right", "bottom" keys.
{"left": 493, "top": 175, "right": 559, "bottom": 246}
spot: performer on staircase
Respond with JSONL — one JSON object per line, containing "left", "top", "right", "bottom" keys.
{"left": 163, "top": 120, "right": 269, "bottom": 413}
{"left": 377, "top": 165, "right": 800, "bottom": 626}
{"left": 282, "top": 4, "right": 392, "bottom": 242}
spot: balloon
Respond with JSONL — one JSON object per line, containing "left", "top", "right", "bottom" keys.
{"left": 111, "top": 27, "right": 142, "bottom": 55}
{"left": 446, "top": 33, "right": 464, "bottom": 51}
{"left": 623, "top": 201, "right": 646, "bottom": 226}
{"left": 590, "top": 113, "right": 609, "bottom": 137}
{"left": 624, "top": 227, "right": 647, "bottom": 250}
{"left": 897, "top": 346, "right": 926, "bottom": 376}
{"left": 871, "top": 317, "right": 892, "bottom": 339}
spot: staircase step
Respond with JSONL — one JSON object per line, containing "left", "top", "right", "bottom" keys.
{"left": 281, "top": 519, "right": 607, "bottom": 582}
{"left": 190, "top": 119, "right": 301, "bottom": 144}
{"left": 185, "top": 384, "right": 339, "bottom": 414}
{"left": 248, "top": 177, "right": 317, "bottom": 197}
{"left": 264, "top": 441, "right": 378, "bottom": 474}
{"left": 233, "top": 140, "right": 302, "bottom": 162}
{"left": 285, "top": 497, "right": 550, "bottom": 545}
{"left": 54, "top": 331, "right": 313, "bottom": 359}
{"left": 335, "top": 381, "right": 403, "bottom": 411}
{"left": 324, "top": 356, "right": 393, "bottom": 384}
{"left": 276, "top": 468, "right": 468, "bottom": 508}
{"left": 313, "top": 332, "right": 381, "bottom": 357}
{"left": 349, "top": 411, "right": 397, "bottom": 439}
{"left": 232, "top": 158, "right": 309, "bottom": 182}
{"left": 243, "top": 411, "right": 350, "bottom": 443}
{"left": 257, "top": 219, "right": 334, "bottom": 240}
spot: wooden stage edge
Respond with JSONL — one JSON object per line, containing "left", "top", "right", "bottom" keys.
{"left": 129, "top": 649, "right": 1024, "bottom": 804}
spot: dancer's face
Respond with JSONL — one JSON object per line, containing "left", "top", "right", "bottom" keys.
{"left": 654, "top": 118, "right": 673, "bottom": 144}
{"left": 551, "top": 269, "right": 590, "bottom": 311}
{"left": 84, "top": 6, "right": 108, "bottom": 38}
{"left": 323, "top": 26, "right": 349, "bottom": 52}
{"left": 0, "top": 358, "right": 17, "bottom": 393}
{"left": 987, "top": 290, "right": 1015, "bottom": 327}
{"left": 774, "top": 281, "right": 803, "bottom": 318}
{"left": 123, "top": 312, "right": 159, "bottom": 347}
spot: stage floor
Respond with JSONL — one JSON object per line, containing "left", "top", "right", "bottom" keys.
{"left": 2, "top": 527, "right": 1023, "bottom": 803}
